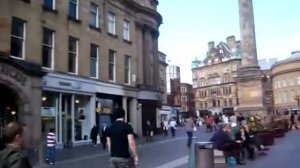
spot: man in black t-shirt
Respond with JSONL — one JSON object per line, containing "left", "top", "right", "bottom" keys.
{"left": 106, "top": 108, "right": 138, "bottom": 168}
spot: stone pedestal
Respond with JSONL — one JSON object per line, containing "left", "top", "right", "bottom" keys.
{"left": 236, "top": 0, "right": 267, "bottom": 116}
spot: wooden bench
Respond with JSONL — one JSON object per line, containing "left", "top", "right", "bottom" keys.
{"left": 214, "top": 150, "right": 226, "bottom": 163}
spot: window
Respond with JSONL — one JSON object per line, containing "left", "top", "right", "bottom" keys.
{"left": 68, "top": 37, "right": 78, "bottom": 73}
{"left": 89, "top": 2, "right": 98, "bottom": 27}
{"left": 217, "top": 100, "right": 220, "bottom": 107}
{"left": 223, "top": 100, "right": 227, "bottom": 107}
{"left": 10, "top": 17, "right": 26, "bottom": 59}
{"left": 124, "top": 55, "right": 131, "bottom": 84}
{"left": 69, "top": 0, "right": 78, "bottom": 19}
{"left": 107, "top": 12, "right": 116, "bottom": 34}
{"left": 123, "top": 20, "right": 130, "bottom": 40}
{"left": 229, "top": 99, "right": 233, "bottom": 106}
{"left": 204, "top": 102, "right": 208, "bottom": 108}
{"left": 108, "top": 50, "right": 116, "bottom": 81}
{"left": 90, "top": 44, "right": 98, "bottom": 78}
{"left": 44, "top": 0, "right": 55, "bottom": 9}
{"left": 212, "top": 100, "right": 216, "bottom": 107}
{"left": 42, "top": 28, "right": 54, "bottom": 68}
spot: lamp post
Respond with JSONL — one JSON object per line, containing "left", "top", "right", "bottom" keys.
{"left": 295, "top": 93, "right": 300, "bottom": 114}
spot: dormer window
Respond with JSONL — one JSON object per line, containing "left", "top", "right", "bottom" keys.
{"left": 219, "top": 49, "right": 223, "bottom": 53}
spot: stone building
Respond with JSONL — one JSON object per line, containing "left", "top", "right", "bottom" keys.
{"left": 0, "top": 0, "right": 162, "bottom": 162}
{"left": 158, "top": 51, "right": 168, "bottom": 104}
{"left": 179, "top": 83, "right": 194, "bottom": 117}
{"left": 271, "top": 51, "right": 300, "bottom": 113}
{"left": 192, "top": 36, "right": 242, "bottom": 115}
{"left": 166, "top": 65, "right": 181, "bottom": 107}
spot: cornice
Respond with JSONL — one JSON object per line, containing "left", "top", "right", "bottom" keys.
{"left": 191, "top": 58, "right": 241, "bottom": 70}
{"left": 120, "top": 0, "right": 162, "bottom": 25}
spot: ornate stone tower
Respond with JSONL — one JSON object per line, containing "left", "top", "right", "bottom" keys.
{"left": 235, "top": 0, "right": 267, "bottom": 116}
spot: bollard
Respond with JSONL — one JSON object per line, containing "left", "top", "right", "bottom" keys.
{"left": 195, "top": 142, "right": 214, "bottom": 168}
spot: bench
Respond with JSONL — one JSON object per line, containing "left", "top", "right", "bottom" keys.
{"left": 214, "top": 150, "right": 226, "bottom": 163}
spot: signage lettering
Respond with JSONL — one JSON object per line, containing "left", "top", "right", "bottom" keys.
{"left": 59, "top": 81, "right": 72, "bottom": 87}
{"left": 0, "top": 63, "right": 27, "bottom": 86}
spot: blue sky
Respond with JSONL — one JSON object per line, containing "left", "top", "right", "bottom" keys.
{"left": 157, "top": 0, "right": 300, "bottom": 83}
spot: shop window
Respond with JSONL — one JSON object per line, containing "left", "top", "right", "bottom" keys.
{"left": 74, "top": 95, "right": 91, "bottom": 141}
{"left": 41, "top": 91, "right": 58, "bottom": 140}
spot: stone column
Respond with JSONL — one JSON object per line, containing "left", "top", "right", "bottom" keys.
{"left": 129, "top": 98, "right": 142, "bottom": 136}
{"left": 152, "top": 30, "right": 160, "bottom": 89}
{"left": 239, "top": 0, "right": 259, "bottom": 68}
{"left": 142, "top": 26, "right": 151, "bottom": 86}
{"left": 236, "top": 0, "right": 267, "bottom": 116}
{"left": 122, "top": 96, "right": 128, "bottom": 122}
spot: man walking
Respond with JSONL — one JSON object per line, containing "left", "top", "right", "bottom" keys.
{"left": 290, "top": 113, "right": 299, "bottom": 130}
{"left": 107, "top": 108, "right": 138, "bottom": 168}
{"left": 0, "top": 121, "right": 32, "bottom": 168}
{"left": 46, "top": 128, "right": 56, "bottom": 165}
{"left": 169, "top": 118, "right": 177, "bottom": 137}
{"left": 186, "top": 116, "right": 195, "bottom": 148}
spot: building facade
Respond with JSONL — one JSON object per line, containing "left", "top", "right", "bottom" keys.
{"left": 0, "top": 0, "right": 162, "bottom": 158}
{"left": 158, "top": 51, "right": 168, "bottom": 104}
{"left": 179, "top": 83, "right": 195, "bottom": 117}
{"left": 192, "top": 36, "right": 242, "bottom": 115}
{"left": 271, "top": 51, "right": 300, "bottom": 113}
{"left": 166, "top": 65, "right": 181, "bottom": 107}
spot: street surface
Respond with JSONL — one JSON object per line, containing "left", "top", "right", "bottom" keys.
{"left": 37, "top": 127, "right": 300, "bottom": 168}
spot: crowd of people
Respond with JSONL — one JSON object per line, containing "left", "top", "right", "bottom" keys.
{"left": 208, "top": 113, "right": 269, "bottom": 165}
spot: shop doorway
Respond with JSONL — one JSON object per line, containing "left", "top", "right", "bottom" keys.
{"left": 0, "top": 84, "right": 19, "bottom": 139}
{"left": 61, "top": 94, "right": 72, "bottom": 148}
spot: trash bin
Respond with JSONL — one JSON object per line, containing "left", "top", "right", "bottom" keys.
{"left": 195, "top": 142, "right": 214, "bottom": 168}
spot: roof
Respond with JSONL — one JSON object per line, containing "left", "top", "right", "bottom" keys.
{"left": 272, "top": 51, "right": 300, "bottom": 68}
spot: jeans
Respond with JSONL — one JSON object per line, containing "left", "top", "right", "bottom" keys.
{"left": 110, "top": 157, "right": 135, "bottom": 168}
{"left": 47, "top": 146, "right": 56, "bottom": 163}
{"left": 186, "top": 131, "right": 193, "bottom": 148}
{"left": 171, "top": 127, "right": 176, "bottom": 137}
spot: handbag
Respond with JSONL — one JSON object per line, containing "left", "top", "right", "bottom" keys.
{"left": 150, "top": 131, "right": 154, "bottom": 136}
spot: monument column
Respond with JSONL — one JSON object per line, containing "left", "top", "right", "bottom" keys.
{"left": 236, "top": 0, "right": 267, "bottom": 116}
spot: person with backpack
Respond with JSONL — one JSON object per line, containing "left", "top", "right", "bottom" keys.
{"left": 0, "top": 121, "right": 32, "bottom": 168}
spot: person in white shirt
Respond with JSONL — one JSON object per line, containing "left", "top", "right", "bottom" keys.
{"left": 162, "top": 120, "right": 169, "bottom": 136}
{"left": 46, "top": 128, "right": 56, "bottom": 165}
{"left": 169, "top": 119, "right": 177, "bottom": 137}
{"left": 222, "top": 114, "right": 229, "bottom": 124}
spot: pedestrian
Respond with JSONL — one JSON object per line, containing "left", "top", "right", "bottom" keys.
{"left": 106, "top": 108, "right": 138, "bottom": 168}
{"left": 46, "top": 128, "right": 56, "bottom": 165}
{"left": 0, "top": 121, "right": 32, "bottom": 168}
{"left": 162, "top": 120, "right": 169, "bottom": 136}
{"left": 145, "top": 121, "right": 153, "bottom": 142}
{"left": 169, "top": 118, "right": 177, "bottom": 137}
{"left": 185, "top": 116, "right": 195, "bottom": 148}
{"left": 90, "top": 125, "right": 98, "bottom": 146}
{"left": 101, "top": 124, "right": 108, "bottom": 149}
{"left": 290, "top": 113, "right": 299, "bottom": 130}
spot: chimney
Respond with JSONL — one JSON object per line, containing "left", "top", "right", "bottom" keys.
{"left": 208, "top": 41, "right": 215, "bottom": 50}
{"left": 226, "top": 35, "right": 236, "bottom": 49}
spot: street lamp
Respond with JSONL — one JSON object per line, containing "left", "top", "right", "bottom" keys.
{"left": 295, "top": 93, "right": 300, "bottom": 113}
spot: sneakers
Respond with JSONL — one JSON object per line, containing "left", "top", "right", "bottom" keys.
{"left": 50, "top": 162, "right": 56, "bottom": 165}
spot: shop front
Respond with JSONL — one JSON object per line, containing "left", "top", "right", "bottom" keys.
{"left": 137, "top": 90, "right": 162, "bottom": 136}
{"left": 42, "top": 73, "right": 95, "bottom": 147}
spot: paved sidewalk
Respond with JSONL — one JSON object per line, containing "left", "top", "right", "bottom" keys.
{"left": 43, "top": 127, "right": 188, "bottom": 162}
